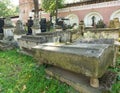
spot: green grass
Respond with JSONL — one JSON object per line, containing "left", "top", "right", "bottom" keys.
{"left": 0, "top": 50, "right": 76, "bottom": 93}
{"left": 110, "top": 57, "right": 120, "bottom": 93}
{"left": 0, "top": 49, "right": 119, "bottom": 93}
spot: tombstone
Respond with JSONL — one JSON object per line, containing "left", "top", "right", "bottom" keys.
{"left": 40, "top": 18, "right": 46, "bottom": 32}
{"left": 32, "top": 17, "right": 41, "bottom": 35}
{"left": 14, "top": 20, "right": 25, "bottom": 35}
{"left": 3, "top": 17, "right": 14, "bottom": 41}
{"left": 14, "top": 20, "right": 26, "bottom": 41}
{"left": 27, "top": 17, "right": 33, "bottom": 35}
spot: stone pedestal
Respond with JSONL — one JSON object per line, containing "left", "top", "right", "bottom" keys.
{"left": 55, "top": 28, "right": 62, "bottom": 31}
{"left": 32, "top": 28, "right": 41, "bottom": 35}
{"left": 32, "top": 18, "right": 40, "bottom": 35}
{"left": 3, "top": 27, "right": 14, "bottom": 39}
{"left": 3, "top": 17, "right": 14, "bottom": 41}
{"left": 14, "top": 34, "right": 22, "bottom": 41}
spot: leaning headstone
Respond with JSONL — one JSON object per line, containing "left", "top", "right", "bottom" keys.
{"left": 32, "top": 17, "right": 41, "bottom": 35}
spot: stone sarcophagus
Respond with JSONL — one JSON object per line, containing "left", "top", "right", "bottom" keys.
{"left": 33, "top": 43, "right": 114, "bottom": 88}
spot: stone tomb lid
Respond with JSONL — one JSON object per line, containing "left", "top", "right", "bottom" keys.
{"left": 33, "top": 43, "right": 111, "bottom": 58}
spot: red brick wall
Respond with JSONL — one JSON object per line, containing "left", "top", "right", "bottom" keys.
{"left": 19, "top": 1, "right": 120, "bottom": 26}
{"left": 58, "top": 6, "right": 120, "bottom": 26}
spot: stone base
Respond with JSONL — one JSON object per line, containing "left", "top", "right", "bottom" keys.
{"left": 0, "top": 41, "right": 15, "bottom": 51}
{"left": 32, "top": 29, "right": 41, "bottom": 35}
{"left": 4, "top": 28, "right": 14, "bottom": 39}
{"left": 45, "top": 66, "right": 103, "bottom": 93}
{"left": 0, "top": 33, "right": 4, "bottom": 40}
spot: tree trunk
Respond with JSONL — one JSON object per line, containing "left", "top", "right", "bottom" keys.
{"left": 55, "top": 0, "right": 58, "bottom": 25}
{"left": 33, "top": 0, "right": 39, "bottom": 18}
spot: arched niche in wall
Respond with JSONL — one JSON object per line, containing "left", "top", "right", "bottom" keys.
{"left": 64, "top": 14, "right": 79, "bottom": 26}
{"left": 84, "top": 12, "right": 103, "bottom": 27}
{"left": 110, "top": 9, "right": 120, "bottom": 21}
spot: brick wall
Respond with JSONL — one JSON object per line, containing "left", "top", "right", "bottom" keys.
{"left": 19, "top": 0, "right": 120, "bottom": 26}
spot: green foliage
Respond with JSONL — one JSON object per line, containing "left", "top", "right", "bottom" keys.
{"left": 41, "top": 0, "right": 64, "bottom": 16}
{"left": 109, "top": 57, "right": 120, "bottom": 93}
{"left": 0, "top": 0, "right": 19, "bottom": 17}
{"left": 0, "top": 49, "right": 76, "bottom": 93}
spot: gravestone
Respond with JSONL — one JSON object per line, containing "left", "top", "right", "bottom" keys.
{"left": 14, "top": 20, "right": 25, "bottom": 35}
{"left": 14, "top": 20, "right": 26, "bottom": 41}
